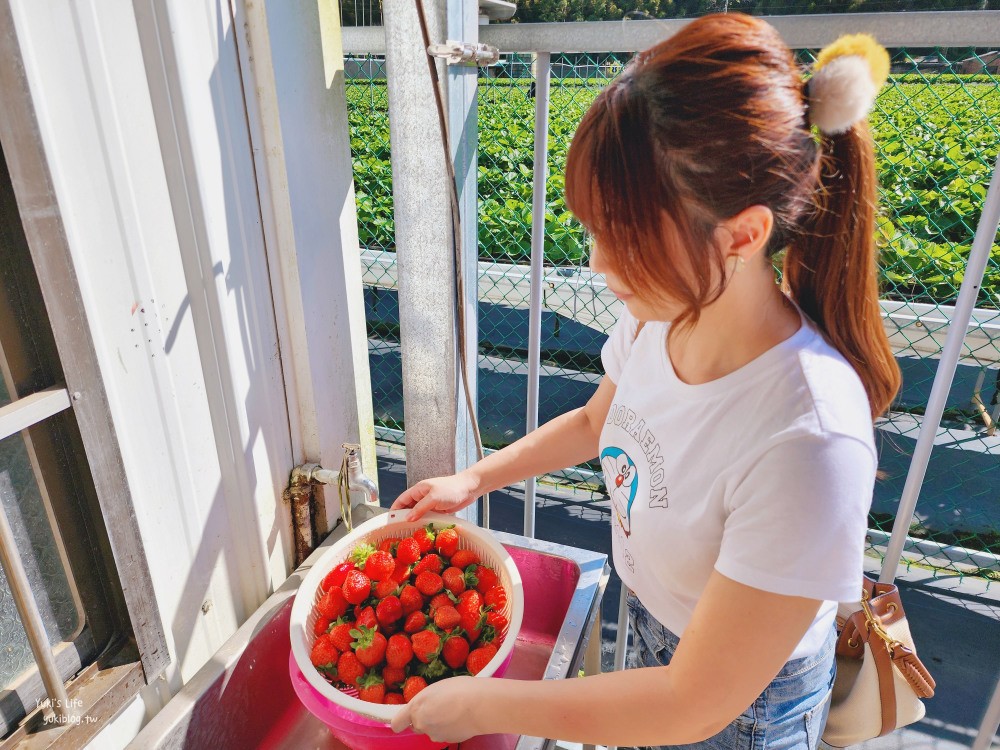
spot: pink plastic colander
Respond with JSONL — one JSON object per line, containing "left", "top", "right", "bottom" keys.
{"left": 288, "top": 511, "right": 523, "bottom": 750}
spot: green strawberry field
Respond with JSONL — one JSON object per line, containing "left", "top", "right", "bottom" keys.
{"left": 347, "top": 69, "right": 1000, "bottom": 308}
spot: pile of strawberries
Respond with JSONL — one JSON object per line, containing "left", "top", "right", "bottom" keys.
{"left": 308, "top": 523, "right": 510, "bottom": 705}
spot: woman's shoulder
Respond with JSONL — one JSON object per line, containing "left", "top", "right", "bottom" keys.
{"left": 785, "top": 322, "right": 875, "bottom": 446}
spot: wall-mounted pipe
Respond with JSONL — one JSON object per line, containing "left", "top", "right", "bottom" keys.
{"left": 284, "top": 463, "right": 318, "bottom": 567}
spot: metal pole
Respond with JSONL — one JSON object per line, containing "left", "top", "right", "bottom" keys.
{"left": 523, "top": 51, "right": 551, "bottom": 539}
{"left": 880, "top": 155, "right": 1000, "bottom": 584}
{"left": 0, "top": 499, "right": 75, "bottom": 723}
{"left": 613, "top": 584, "right": 630, "bottom": 671}
{"left": 383, "top": 0, "right": 460, "bottom": 487}
{"left": 447, "top": 0, "right": 480, "bottom": 526}
{"left": 972, "top": 675, "right": 1000, "bottom": 750}
{"left": 608, "top": 584, "right": 631, "bottom": 750}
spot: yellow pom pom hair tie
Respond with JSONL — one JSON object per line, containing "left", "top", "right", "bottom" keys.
{"left": 807, "top": 33, "right": 890, "bottom": 136}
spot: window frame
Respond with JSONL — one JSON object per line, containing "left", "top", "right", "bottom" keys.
{"left": 0, "top": 0, "right": 169, "bottom": 742}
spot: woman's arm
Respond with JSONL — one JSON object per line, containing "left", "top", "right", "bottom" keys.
{"left": 392, "top": 572, "right": 823, "bottom": 746}
{"left": 392, "top": 376, "right": 617, "bottom": 518}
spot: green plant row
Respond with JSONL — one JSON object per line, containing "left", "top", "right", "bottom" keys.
{"left": 346, "top": 76, "right": 1000, "bottom": 308}
{"left": 475, "top": 72, "right": 1000, "bottom": 85}
{"left": 343, "top": 73, "right": 1000, "bottom": 88}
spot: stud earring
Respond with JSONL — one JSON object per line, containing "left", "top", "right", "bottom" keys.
{"left": 731, "top": 255, "right": 746, "bottom": 274}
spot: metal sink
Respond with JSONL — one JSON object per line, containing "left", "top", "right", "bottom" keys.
{"left": 131, "top": 508, "right": 609, "bottom": 750}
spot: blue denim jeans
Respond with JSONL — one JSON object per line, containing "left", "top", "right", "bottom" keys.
{"left": 626, "top": 590, "right": 836, "bottom": 750}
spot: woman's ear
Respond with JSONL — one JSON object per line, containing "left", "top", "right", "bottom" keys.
{"left": 720, "top": 205, "right": 774, "bottom": 260}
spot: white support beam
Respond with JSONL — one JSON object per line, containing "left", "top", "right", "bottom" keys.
{"left": 239, "top": 0, "right": 377, "bottom": 527}
{"left": 448, "top": 0, "right": 482, "bottom": 524}
{"left": 0, "top": 386, "right": 71, "bottom": 442}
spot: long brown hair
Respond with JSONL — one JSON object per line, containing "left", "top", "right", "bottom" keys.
{"left": 565, "top": 13, "right": 900, "bottom": 419}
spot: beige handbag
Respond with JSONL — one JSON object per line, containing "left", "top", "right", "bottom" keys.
{"left": 822, "top": 576, "right": 936, "bottom": 747}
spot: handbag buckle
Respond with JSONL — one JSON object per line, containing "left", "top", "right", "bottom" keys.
{"left": 861, "top": 597, "right": 904, "bottom": 655}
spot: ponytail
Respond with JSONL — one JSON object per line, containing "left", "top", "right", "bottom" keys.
{"left": 783, "top": 122, "right": 901, "bottom": 419}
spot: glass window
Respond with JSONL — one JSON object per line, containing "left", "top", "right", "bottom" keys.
{"left": 0, "top": 136, "right": 127, "bottom": 739}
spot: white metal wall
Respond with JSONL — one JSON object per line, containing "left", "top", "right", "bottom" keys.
{"left": 5, "top": 0, "right": 371, "bottom": 747}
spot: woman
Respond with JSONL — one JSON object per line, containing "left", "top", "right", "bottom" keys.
{"left": 390, "top": 13, "right": 900, "bottom": 749}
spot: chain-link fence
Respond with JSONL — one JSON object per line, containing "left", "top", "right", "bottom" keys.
{"left": 347, "top": 46, "right": 1000, "bottom": 582}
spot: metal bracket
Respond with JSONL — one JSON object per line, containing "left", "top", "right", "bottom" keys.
{"left": 427, "top": 40, "right": 499, "bottom": 66}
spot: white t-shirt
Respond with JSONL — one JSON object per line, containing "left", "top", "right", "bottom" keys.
{"left": 599, "top": 305, "right": 877, "bottom": 659}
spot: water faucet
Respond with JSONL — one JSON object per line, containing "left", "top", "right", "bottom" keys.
{"left": 308, "top": 444, "right": 379, "bottom": 507}
{"left": 343, "top": 444, "right": 380, "bottom": 507}
{"left": 287, "top": 444, "right": 380, "bottom": 564}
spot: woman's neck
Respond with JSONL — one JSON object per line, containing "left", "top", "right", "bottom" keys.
{"left": 667, "top": 266, "right": 801, "bottom": 385}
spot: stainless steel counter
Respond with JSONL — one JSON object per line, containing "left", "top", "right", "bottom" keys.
{"left": 130, "top": 506, "right": 609, "bottom": 750}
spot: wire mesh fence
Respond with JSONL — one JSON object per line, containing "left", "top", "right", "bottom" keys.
{"left": 347, "top": 47, "right": 1000, "bottom": 582}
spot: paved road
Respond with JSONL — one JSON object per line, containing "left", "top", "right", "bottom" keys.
{"left": 367, "top": 282, "right": 1000, "bottom": 537}
{"left": 375, "top": 447, "right": 1000, "bottom": 749}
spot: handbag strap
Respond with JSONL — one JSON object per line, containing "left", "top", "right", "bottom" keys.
{"left": 848, "top": 610, "right": 900, "bottom": 737}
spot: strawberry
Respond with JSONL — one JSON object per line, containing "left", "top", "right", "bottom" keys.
{"left": 391, "top": 561, "right": 412, "bottom": 584}
{"left": 442, "top": 634, "right": 470, "bottom": 669}
{"left": 399, "top": 585, "right": 424, "bottom": 615}
{"left": 486, "top": 610, "right": 509, "bottom": 633}
{"left": 467, "top": 644, "right": 497, "bottom": 675}
{"left": 310, "top": 634, "right": 340, "bottom": 670}
{"left": 376, "top": 596, "right": 403, "bottom": 628}
{"left": 457, "top": 589, "right": 485, "bottom": 634}
{"left": 411, "top": 629, "right": 442, "bottom": 663}
{"left": 322, "top": 562, "right": 356, "bottom": 590}
{"left": 412, "top": 554, "right": 443, "bottom": 576}
{"left": 450, "top": 549, "right": 479, "bottom": 570}
{"left": 378, "top": 537, "right": 400, "bottom": 555}
{"left": 383, "top": 665, "right": 406, "bottom": 688}
{"left": 428, "top": 592, "right": 454, "bottom": 615}
{"left": 313, "top": 615, "right": 332, "bottom": 637}
{"left": 435, "top": 526, "right": 459, "bottom": 558}
{"left": 351, "top": 625, "right": 388, "bottom": 668}
{"left": 350, "top": 542, "right": 376, "bottom": 567}
{"left": 343, "top": 569, "right": 371, "bottom": 605}
{"left": 484, "top": 585, "right": 508, "bottom": 611}
{"left": 357, "top": 671, "right": 386, "bottom": 704}
{"left": 355, "top": 605, "right": 378, "bottom": 630}
{"left": 477, "top": 623, "right": 499, "bottom": 646}
{"left": 395, "top": 537, "right": 421, "bottom": 565}
{"left": 474, "top": 565, "right": 499, "bottom": 594}
{"left": 457, "top": 588, "right": 482, "bottom": 615}
{"left": 412, "top": 524, "right": 436, "bottom": 554}
{"left": 433, "top": 605, "right": 461, "bottom": 632}
{"left": 337, "top": 651, "right": 365, "bottom": 686}
{"left": 375, "top": 577, "right": 400, "bottom": 600}
{"left": 329, "top": 621, "right": 355, "bottom": 652}
{"left": 463, "top": 620, "right": 483, "bottom": 643}
{"left": 404, "top": 611, "right": 427, "bottom": 634}
{"left": 403, "top": 675, "right": 428, "bottom": 703}
{"left": 364, "top": 550, "right": 396, "bottom": 582}
{"left": 442, "top": 566, "right": 468, "bottom": 596}
{"left": 415, "top": 571, "right": 444, "bottom": 596}
{"left": 317, "top": 586, "right": 350, "bottom": 620}
{"left": 386, "top": 633, "right": 414, "bottom": 668}
{"left": 385, "top": 693, "right": 405, "bottom": 705}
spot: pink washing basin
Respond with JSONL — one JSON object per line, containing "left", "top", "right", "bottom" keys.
{"left": 130, "top": 528, "right": 609, "bottom": 750}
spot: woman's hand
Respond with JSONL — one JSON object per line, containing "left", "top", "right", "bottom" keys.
{"left": 390, "top": 471, "right": 480, "bottom": 520}
{"left": 390, "top": 676, "right": 485, "bottom": 742}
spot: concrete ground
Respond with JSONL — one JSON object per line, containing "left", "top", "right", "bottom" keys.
{"left": 374, "top": 446, "right": 1000, "bottom": 749}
